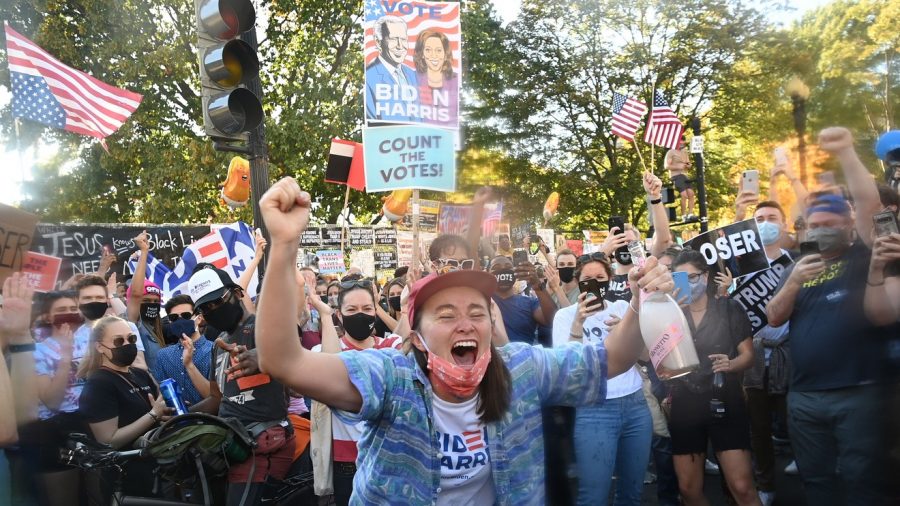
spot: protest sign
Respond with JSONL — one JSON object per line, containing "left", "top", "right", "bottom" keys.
{"left": 0, "top": 204, "right": 39, "bottom": 283}
{"left": 566, "top": 239, "right": 584, "bottom": 257}
{"left": 581, "top": 230, "right": 608, "bottom": 254}
{"left": 363, "top": 126, "right": 456, "bottom": 192}
{"left": 399, "top": 199, "right": 439, "bottom": 232}
{"left": 536, "top": 228, "right": 555, "bottom": 255}
{"left": 349, "top": 227, "right": 375, "bottom": 247}
{"left": 374, "top": 246, "right": 398, "bottom": 270}
{"left": 21, "top": 251, "right": 62, "bottom": 292}
{"left": 363, "top": 1, "right": 461, "bottom": 129}
{"left": 349, "top": 249, "right": 376, "bottom": 277}
{"left": 317, "top": 249, "right": 346, "bottom": 274}
{"left": 32, "top": 224, "right": 210, "bottom": 282}
{"left": 684, "top": 219, "right": 769, "bottom": 278}
{"left": 731, "top": 254, "right": 793, "bottom": 334}
{"left": 438, "top": 203, "right": 470, "bottom": 235}
{"left": 374, "top": 227, "right": 398, "bottom": 245}
{"left": 300, "top": 228, "right": 322, "bottom": 248}
{"left": 397, "top": 230, "right": 435, "bottom": 268}
{"left": 321, "top": 227, "right": 344, "bottom": 246}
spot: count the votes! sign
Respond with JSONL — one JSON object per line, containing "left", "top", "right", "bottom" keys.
{"left": 363, "top": 126, "right": 456, "bottom": 192}
{"left": 684, "top": 219, "right": 770, "bottom": 278}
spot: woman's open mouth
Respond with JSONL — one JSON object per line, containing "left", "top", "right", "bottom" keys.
{"left": 450, "top": 340, "right": 478, "bottom": 367}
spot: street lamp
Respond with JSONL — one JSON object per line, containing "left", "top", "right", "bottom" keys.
{"left": 786, "top": 77, "right": 810, "bottom": 186}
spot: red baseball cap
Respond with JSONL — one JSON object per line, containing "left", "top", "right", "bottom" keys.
{"left": 407, "top": 270, "right": 498, "bottom": 327}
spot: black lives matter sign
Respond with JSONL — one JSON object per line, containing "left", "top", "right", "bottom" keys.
{"left": 684, "top": 219, "right": 769, "bottom": 278}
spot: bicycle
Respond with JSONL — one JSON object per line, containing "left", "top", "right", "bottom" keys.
{"left": 62, "top": 413, "right": 315, "bottom": 506}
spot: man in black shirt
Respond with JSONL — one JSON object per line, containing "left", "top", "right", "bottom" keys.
{"left": 189, "top": 265, "right": 294, "bottom": 505}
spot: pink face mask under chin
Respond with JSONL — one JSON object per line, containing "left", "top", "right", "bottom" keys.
{"left": 416, "top": 331, "right": 491, "bottom": 398}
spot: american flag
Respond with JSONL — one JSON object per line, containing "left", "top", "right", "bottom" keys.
{"left": 4, "top": 24, "right": 142, "bottom": 142}
{"left": 643, "top": 91, "right": 684, "bottom": 149}
{"left": 481, "top": 201, "right": 503, "bottom": 237}
{"left": 463, "top": 429, "right": 485, "bottom": 451}
{"left": 610, "top": 92, "right": 647, "bottom": 142}
{"left": 363, "top": 0, "right": 460, "bottom": 68}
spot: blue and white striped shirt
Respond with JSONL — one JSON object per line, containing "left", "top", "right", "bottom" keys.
{"left": 335, "top": 341, "right": 608, "bottom": 505}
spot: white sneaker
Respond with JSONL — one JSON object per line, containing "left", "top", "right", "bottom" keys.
{"left": 784, "top": 460, "right": 799, "bottom": 475}
{"left": 758, "top": 490, "right": 775, "bottom": 506}
{"left": 704, "top": 458, "right": 720, "bottom": 475}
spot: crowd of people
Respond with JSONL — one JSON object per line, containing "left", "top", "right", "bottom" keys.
{"left": 0, "top": 126, "right": 897, "bottom": 506}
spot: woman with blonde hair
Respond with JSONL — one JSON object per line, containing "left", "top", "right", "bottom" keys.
{"left": 78, "top": 316, "right": 170, "bottom": 498}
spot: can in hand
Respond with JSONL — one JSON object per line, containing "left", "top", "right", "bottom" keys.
{"left": 159, "top": 378, "right": 188, "bottom": 416}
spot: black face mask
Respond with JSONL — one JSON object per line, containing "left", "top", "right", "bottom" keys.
{"left": 494, "top": 269, "right": 516, "bottom": 290}
{"left": 140, "top": 302, "right": 161, "bottom": 321}
{"left": 558, "top": 267, "right": 575, "bottom": 283}
{"left": 163, "top": 319, "right": 196, "bottom": 345}
{"left": 104, "top": 343, "right": 138, "bottom": 367}
{"left": 388, "top": 296, "right": 402, "bottom": 312}
{"left": 341, "top": 312, "right": 376, "bottom": 341}
{"left": 615, "top": 250, "right": 633, "bottom": 266}
{"left": 80, "top": 302, "right": 109, "bottom": 321}
{"left": 320, "top": 294, "right": 329, "bottom": 304}
{"left": 203, "top": 297, "right": 244, "bottom": 333}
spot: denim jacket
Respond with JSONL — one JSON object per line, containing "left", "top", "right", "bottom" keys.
{"left": 335, "top": 341, "right": 608, "bottom": 505}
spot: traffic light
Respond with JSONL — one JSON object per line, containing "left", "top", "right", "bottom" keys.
{"left": 194, "top": 0, "right": 263, "bottom": 141}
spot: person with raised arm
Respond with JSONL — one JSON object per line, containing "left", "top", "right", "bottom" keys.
{"left": 254, "top": 177, "right": 673, "bottom": 505}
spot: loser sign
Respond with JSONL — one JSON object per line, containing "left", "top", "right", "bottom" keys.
{"left": 684, "top": 219, "right": 769, "bottom": 278}
{"left": 0, "top": 203, "right": 39, "bottom": 284}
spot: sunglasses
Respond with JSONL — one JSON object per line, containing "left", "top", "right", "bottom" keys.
{"left": 111, "top": 334, "right": 138, "bottom": 348}
{"left": 340, "top": 279, "right": 373, "bottom": 290}
{"left": 434, "top": 258, "right": 476, "bottom": 274}
{"left": 198, "top": 290, "right": 235, "bottom": 314}
{"left": 168, "top": 312, "right": 194, "bottom": 322}
{"left": 577, "top": 252, "right": 608, "bottom": 265}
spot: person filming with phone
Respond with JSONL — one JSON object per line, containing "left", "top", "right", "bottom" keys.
{"left": 766, "top": 127, "right": 891, "bottom": 506}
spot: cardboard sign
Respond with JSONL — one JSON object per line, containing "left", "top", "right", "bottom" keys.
{"left": 362, "top": 1, "right": 461, "bottom": 129}
{"left": 684, "top": 219, "right": 769, "bottom": 278}
{"left": 566, "top": 239, "right": 584, "bottom": 257}
{"left": 349, "top": 227, "right": 375, "bottom": 248}
{"left": 21, "top": 251, "right": 62, "bottom": 292}
{"left": 0, "top": 204, "right": 39, "bottom": 283}
{"left": 348, "top": 249, "right": 375, "bottom": 277}
{"left": 316, "top": 249, "right": 346, "bottom": 274}
{"left": 362, "top": 126, "right": 456, "bottom": 192}
{"left": 438, "top": 203, "right": 471, "bottom": 235}
{"left": 731, "top": 254, "right": 793, "bottom": 334}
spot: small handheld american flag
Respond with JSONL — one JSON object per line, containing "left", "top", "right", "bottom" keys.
{"left": 610, "top": 92, "right": 648, "bottom": 142}
{"left": 643, "top": 91, "right": 684, "bottom": 149}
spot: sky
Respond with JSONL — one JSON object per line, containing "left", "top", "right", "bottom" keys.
{"left": 1, "top": 0, "right": 836, "bottom": 207}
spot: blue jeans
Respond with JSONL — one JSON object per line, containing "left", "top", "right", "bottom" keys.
{"left": 574, "top": 389, "right": 652, "bottom": 506}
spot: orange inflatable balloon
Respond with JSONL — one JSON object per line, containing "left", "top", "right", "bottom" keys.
{"left": 382, "top": 189, "right": 413, "bottom": 222}
{"left": 543, "top": 191, "right": 560, "bottom": 222}
{"left": 220, "top": 156, "right": 251, "bottom": 208}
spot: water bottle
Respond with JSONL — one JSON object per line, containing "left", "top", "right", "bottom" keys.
{"left": 710, "top": 372, "right": 726, "bottom": 419}
{"left": 637, "top": 246, "right": 700, "bottom": 379}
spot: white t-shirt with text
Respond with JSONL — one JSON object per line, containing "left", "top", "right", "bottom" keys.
{"left": 432, "top": 393, "right": 495, "bottom": 506}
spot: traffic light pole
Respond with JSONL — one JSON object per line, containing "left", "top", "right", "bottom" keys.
{"left": 240, "top": 27, "right": 271, "bottom": 276}
{"left": 690, "top": 117, "right": 709, "bottom": 233}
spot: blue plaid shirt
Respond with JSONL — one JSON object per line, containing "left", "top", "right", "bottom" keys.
{"left": 335, "top": 341, "right": 608, "bottom": 505}
{"left": 152, "top": 336, "right": 214, "bottom": 405}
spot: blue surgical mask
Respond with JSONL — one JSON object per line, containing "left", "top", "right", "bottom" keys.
{"left": 165, "top": 319, "right": 196, "bottom": 344}
{"left": 689, "top": 278, "right": 707, "bottom": 302}
{"left": 757, "top": 221, "right": 781, "bottom": 246}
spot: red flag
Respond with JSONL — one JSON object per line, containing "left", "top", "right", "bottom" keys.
{"left": 326, "top": 138, "right": 365, "bottom": 191}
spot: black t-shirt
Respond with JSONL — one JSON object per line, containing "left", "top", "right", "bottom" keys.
{"left": 79, "top": 367, "right": 158, "bottom": 426}
{"left": 677, "top": 295, "right": 752, "bottom": 393}
{"left": 210, "top": 315, "right": 288, "bottom": 424}
{"left": 607, "top": 273, "right": 632, "bottom": 303}
{"left": 776, "top": 241, "right": 888, "bottom": 391}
